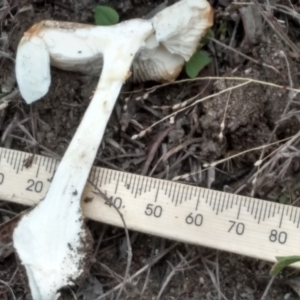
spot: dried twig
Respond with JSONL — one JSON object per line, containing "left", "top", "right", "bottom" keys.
{"left": 202, "top": 257, "right": 229, "bottom": 300}
{"left": 95, "top": 243, "right": 179, "bottom": 299}
{"left": 209, "top": 37, "right": 279, "bottom": 73}
{"left": 260, "top": 276, "right": 276, "bottom": 300}
{"left": 0, "top": 279, "right": 17, "bottom": 300}
{"left": 141, "top": 126, "right": 174, "bottom": 176}
{"left": 132, "top": 81, "right": 251, "bottom": 140}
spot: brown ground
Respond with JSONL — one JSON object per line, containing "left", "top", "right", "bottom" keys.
{"left": 1, "top": 0, "right": 300, "bottom": 299}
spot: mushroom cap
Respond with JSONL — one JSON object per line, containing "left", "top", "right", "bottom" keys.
{"left": 132, "top": 0, "right": 214, "bottom": 82}
{"left": 152, "top": 0, "right": 214, "bottom": 61}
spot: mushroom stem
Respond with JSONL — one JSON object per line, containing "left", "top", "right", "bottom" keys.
{"left": 13, "top": 20, "right": 153, "bottom": 300}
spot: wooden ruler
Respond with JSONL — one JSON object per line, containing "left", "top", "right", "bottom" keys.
{"left": 0, "top": 147, "right": 299, "bottom": 267}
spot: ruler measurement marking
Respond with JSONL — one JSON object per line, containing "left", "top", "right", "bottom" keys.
{"left": 53, "top": 159, "right": 59, "bottom": 175}
{"left": 189, "top": 186, "right": 193, "bottom": 200}
{"left": 212, "top": 192, "right": 217, "bottom": 211}
{"left": 247, "top": 198, "right": 251, "bottom": 212}
{"left": 216, "top": 193, "right": 221, "bottom": 215}
{"left": 297, "top": 212, "right": 300, "bottom": 228}
{"left": 16, "top": 152, "right": 22, "bottom": 174}
{"left": 101, "top": 169, "right": 107, "bottom": 187}
{"left": 263, "top": 201, "right": 268, "bottom": 222}
{"left": 144, "top": 177, "right": 148, "bottom": 194}
{"left": 293, "top": 208, "right": 297, "bottom": 224}
{"left": 184, "top": 186, "right": 189, "bottom": 202}
{"left": 35, "top": 156, "right": 42, "bottom": 178}
{"left": 205, "top": 189, "right": 209, "bottom": 204}
{"left": 134, "top": 177, "right": 141, "bottom": 198}
{"left": 181, "top": 186, "right": 186, "bottom": 204}
{"left": 155, "top": 181, "right": 161, "bottom": 203}
{"left": 164, "top": 181, "right": 169, "bottom": 195}
{"left": 254, "top": 200, "right": 259, "bottom": 220}
{"left": 201, "top": 189, "right": 206, "bottom": 203}
{"left": 251, "top": 200, "right": 255, "bottom": 216}
{"left": 221, "top": 193, "right": 226, "bottom": 213}
{"left": 153, "top": 179, "right": 156, "bottom": 189}
{"left": 128, "top": 174, "right": 133, "bottom": 190}
{"left": 3, "top": 148, "right": 300, "bottom": 269}
{"left": 230, "top": 196, "right": 234, "bottom": 209}
{"left": 3, "top": 148, "right": 7, "bottom": 159}
{"left": 124, "top": 173, "right": 129, "bottom": 189}
{"left": 289, "top": 207, "right": 293, "bottom": 221}
{"left": 108, "top": 170, "right": 112, "bottom": 184}
{"left": 175, "top": 185, "right": 181, "bottom": 207}
{"left": 13, "top": 151, "right": 18, "bottom": 170}
{"left": 236, "top": 197, "right": 242, "bottom": 220}
{"left": 171, "top": 184, "right": 177, "bottom": 203}
{"left": 104, "top": 168, "right": 109, "bottom": 185}
{"left": 131, "top": 175, "right": 137, "bottom": 194}
{"left": 148, "top": 178, "right": 152, "bottom": 192}
{"left": 9, "top": 151, "right": 14, "bottom": 169}
{"left": 279, "top": 206, "right": 285, "bottom": 228}
{"left": 45, "top": 156, "right": 50, "bottom": 172}
{"left": 272, "top": 203, "right": 276, "bottom": 218}
{"left": 268, "top": 202, "right": 272, "bottom": 219}
{"left": 208, "top": 190, "right": 213, "bottom": 206}
{"left": 139, "top": 177, "right": 144, "bottom": 196}
{"left": 115, "top": 172, "right": 120, "bottom": 194}
{"left": 195, "top": 188, "right": 201, "bottom": 211}
{"left": 99, "top": 169, "right": 106, "bottom": 188}
{"left": 48, "top": 157, "right": 54, "bottom": 174}
{"left": 226, "top": 194, "right": 230, "bottom": 210}
{"left": 8, "top": 150, "right": 12, "bottom": 165}
{"left": 42, "top": 156, "right": 46, "bottom": 168}
{"left": 257, "top": 201, "right": 263, "bottom": 224}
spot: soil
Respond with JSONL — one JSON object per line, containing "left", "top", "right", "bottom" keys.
{"left": 1, "top": 0, "right": 300, "bottom": 299}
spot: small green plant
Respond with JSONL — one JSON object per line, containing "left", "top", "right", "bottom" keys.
{"left": 185, "top": 29, "right": 214, "bottom": 78}
{"left": 270, "top": 256, "right": 300, "bottom": 275}
{"left": 94, "top": 5, "right": 119, "bottom": 26}
{"left": 185, "top": 51, "right": 211, "bottom": 78}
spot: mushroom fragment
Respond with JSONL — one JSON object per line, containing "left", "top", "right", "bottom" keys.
{"left": 13, "top": 0, "right": 213, "bottom": 299}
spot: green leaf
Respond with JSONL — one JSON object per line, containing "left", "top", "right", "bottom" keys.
{"left": 270, "top": 256, "right": 300, "bottom": 276}
{"left": 185, "top": 51, "right": 211, "bottom": 78}
{"left": 94, "top": 6, "right": 119, "bottom": 26}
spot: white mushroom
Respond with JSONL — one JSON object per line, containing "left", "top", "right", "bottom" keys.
{"left": 13, "top": 1, "right": 213, "bottom": 299}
